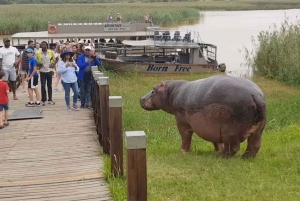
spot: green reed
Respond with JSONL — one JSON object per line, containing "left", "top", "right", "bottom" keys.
{"left": 0, "top": 4, "right": 201, "bottom": 35}
{"left": 245, "top": 16, "right": 300, "bottom": 86}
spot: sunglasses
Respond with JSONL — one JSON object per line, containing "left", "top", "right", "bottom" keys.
{"left": 66, "top": 54, "right": 72, "bottom": 56}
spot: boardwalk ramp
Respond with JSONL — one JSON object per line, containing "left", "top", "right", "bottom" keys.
{"left": 0, "top": 85, "right": 111, "bottom": 201}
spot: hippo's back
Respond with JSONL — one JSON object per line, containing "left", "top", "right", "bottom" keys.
{"left": 174, "top": 75, "right": 266, "bottom": 123}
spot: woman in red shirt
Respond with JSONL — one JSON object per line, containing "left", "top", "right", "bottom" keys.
{"left": 0, "top": 71, "right": 9, "bottom": 129}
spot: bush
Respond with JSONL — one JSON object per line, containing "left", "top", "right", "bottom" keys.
{"left": 245, "top": 16, "right": 300, "bottom": 86}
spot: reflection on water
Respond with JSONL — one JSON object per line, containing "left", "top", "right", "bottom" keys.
{"left": 1, "top": 9, "right": 299, "bottom": 76}
{"left": 178, "top": 9, "right": 300, "bottom": 76}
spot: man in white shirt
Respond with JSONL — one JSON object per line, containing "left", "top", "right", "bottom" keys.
{"left": 0, "top": 38, "right": 21, "bottom": 100}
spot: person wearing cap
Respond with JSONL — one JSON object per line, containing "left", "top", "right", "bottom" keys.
{"left": 0, "top": 38, "right": 21, "bottom": 100}
{"left": 25, "top": 48, "right": 41, "bottom": 107}
{"left": 36, "top": 41, "right": 58, "bottom": 106}
{"left": 77, "top": 46, "right": 100, "bottom": 109}
{"left": 57, "top": 50, "right": 80, "bottom": 111}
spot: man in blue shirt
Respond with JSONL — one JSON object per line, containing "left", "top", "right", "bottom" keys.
{"left": 26, "top": 48, "right": 41, "bottom": 107}
{"left": 77, "top": 46, "right": 100, "bottom": 109}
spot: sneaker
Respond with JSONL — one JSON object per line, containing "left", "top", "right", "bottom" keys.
{"left": 72, "top": 104, "right": 80, "bottom": 111}
{"left": 48, "top": 101, "right": 55, "bottom": 105}
{"left": 80, "top": 104, "right": 85, "bottom": 108}
{"left": 35, "top": 102, "right": 41, "bottom": 107}
{"left": 67, "top": 105, "right": 72, "bottom": 111}
{"left": 85, "top": 105, "right": 91, "bottom": 109}
{"left": 41, "top": 101, "right": 45, "bottom": 106}
{"left": 25, "top": 102, "right": 35, "bottom": 107}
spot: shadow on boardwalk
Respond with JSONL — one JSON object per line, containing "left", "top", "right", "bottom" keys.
{"left": 0, "top": 82, "right": 111, "bottom": 200}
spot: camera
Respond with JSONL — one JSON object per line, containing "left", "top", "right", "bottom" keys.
{"left": 91, "top": 55, "right": 96, "bottom": 60}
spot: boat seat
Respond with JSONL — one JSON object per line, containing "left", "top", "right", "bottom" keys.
{"left": 162, "top": 31, "right": 171, "bottom": 41}
{"left": 154, "top": 31, "right": 161, "bottom": 40}
{"left": 183, "top": 33, "right": 192, "bottom": 42}
{"left": 173, "top": 31, "right": 181, "bottom": 41}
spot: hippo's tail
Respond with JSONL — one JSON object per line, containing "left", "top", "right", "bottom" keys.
{"left": 253, "top": 94, "right": 266, "bottom": 125}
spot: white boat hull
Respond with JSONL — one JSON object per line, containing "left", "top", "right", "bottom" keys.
{"left": 102, "top": 59, "right": 222, "bottom": 74}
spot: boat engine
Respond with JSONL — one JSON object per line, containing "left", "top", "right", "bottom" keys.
{"left": 218, "top": 63, "right": 226, "bottom": 72}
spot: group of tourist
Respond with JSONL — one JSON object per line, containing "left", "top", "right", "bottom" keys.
{"left": 106, "top": 12, "right": 153, "bottom": 26}
{"left": 0, "top": 38, "right": 101, "bottom": 129}
{"left": 107, "top": 13, "right": 122, "bottom": 23}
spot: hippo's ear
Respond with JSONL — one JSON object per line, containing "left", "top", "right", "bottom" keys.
{"left": 160, "top": 81, "right": 167, "bottom": 88}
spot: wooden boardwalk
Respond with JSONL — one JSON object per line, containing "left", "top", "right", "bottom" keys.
{"left": 0, "top": 81, "right": 111, "bottom": 201}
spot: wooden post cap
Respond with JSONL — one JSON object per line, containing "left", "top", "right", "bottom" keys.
{"left": 92, "top": 71, "right": 100, "bottom": 77}
{"left": 125, "top": 131, "right": 146, "bottom": 149}
{"left": 109, "top": 96, "right": 122, "bottom": 107}
{"left": 91, "top": 66, "right": 98, "bottom": 71}
{"left": 94, "top": 73, "right": 104, "bottom": 80}
{"left": 98, "top": 77, "right": 109, "bottom": 85}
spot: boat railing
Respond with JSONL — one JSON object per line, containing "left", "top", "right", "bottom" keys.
{"left": 48, "top": 19, "right": 150, "bottom": 26}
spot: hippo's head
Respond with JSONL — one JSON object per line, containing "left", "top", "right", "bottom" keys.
{"left": 140, "top": 81, "right": 169, "bottom": 111}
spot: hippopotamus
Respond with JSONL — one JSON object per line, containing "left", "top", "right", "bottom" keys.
{"left": 140, "top": 75, "right": 266, "bottom": 158}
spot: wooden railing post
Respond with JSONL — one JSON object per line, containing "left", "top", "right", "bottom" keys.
{"left": 125, "top": 131, "right": 147, "bottom": 201}
{"left": 92, "top": 72, "right": 102, "bottom": 124}
{"left": 99, "top": 77, "right": 110, "bottom": 155}
{"left": 91, "top": 71, "right": 99, "bottom": 117}
{"left": 109, "top": 96, "right": 123, "bottom": 177}
{"left": 93, "top": 73, "right": 103, "bottom": 137}
{"left": 91, "top": 66, "right": 98, "bottom": 72}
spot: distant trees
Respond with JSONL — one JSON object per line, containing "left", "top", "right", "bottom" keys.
{"left": 0, "top": 0, "right": 10, "bottom": 4}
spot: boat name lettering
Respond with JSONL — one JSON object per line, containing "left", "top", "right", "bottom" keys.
{"left": 147, "top": 65, "right": 168, "bottom": 72}
{"left": 104, "top": 23, "right": 130, "bottom": 31}
{"left": 146, "top": 65, "right": 192, "bottom": 72}
{"left": 174, "top": 66, "right": 191, "bottom": 72}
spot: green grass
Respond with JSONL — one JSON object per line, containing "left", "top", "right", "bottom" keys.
{"left": 100, "top": 72, "right": 300, "bottom": 200}
{"left": 2, "top": 0, "right": 300, "bottom": 35}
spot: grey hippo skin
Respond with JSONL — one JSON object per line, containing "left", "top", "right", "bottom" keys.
{"left": 140, "top": 75, "right": 266, "bottom": 158}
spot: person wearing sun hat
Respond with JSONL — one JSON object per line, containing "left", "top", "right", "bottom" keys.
{"left": 57, "top": 49, "right": 80, "bottom": 111}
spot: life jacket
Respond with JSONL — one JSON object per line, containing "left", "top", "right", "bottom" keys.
{"left": 37, "top": 50, "right": 54, "bottom": 64}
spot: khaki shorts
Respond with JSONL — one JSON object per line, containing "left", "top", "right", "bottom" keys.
{"left": 3, "top": 68, "right": 17, "bottom": 82}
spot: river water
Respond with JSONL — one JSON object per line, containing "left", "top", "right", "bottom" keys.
{"left": 178, "top": 9, "right": 300, "bottom": 76}
{"left": 0, "top": 9, "right": 299, "bottom": 75}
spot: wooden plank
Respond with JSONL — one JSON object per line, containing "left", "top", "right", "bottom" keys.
{"left": 0, "top": 82, "right": 111, "bottom": 199}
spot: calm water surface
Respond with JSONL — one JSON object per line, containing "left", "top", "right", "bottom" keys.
{"left": 178, "top": 9, "right": 300, "bottom": 76}
{"left": 0, "top": 9, "right": 299, "bottom": 75}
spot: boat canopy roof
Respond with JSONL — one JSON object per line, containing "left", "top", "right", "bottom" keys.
{"left": 122, "top": 39, "right": 201, "bottom": 49}
{"left": 11, "top": 31, "right": 149, "bottom": 39}
{"left": 198, "top": 42, "right": 217, "bottom": 48}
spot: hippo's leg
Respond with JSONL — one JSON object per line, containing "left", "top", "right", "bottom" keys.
{"left": 213, "top": 143, "right": 224, "bottom": 152}
{"left": 220, "top": 135, "right": 240, "bottom": 158}
{"left": 220, "top": 141, "right": 240, "bottom": 158}
{"left": 242, "top": 125, "right": 264, "bottom": 158}
{"left": 176, "top": 125, "right": 193, "bottom": 152}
